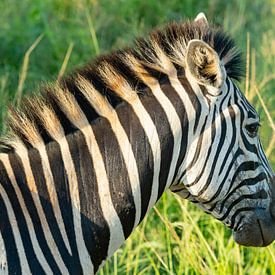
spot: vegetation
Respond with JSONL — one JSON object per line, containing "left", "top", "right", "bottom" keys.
{"left": 0, "top": 0, "right": 274, "bottom": 274}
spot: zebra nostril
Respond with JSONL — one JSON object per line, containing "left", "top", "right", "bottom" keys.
{"left": 259, "top": 189, "right": 268, "bottom": 199}
{"left": 236, "top": 225, "right": 243, "bottom": 232}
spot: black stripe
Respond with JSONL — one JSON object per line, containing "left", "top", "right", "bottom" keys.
{"left": 227, "top": 207, "right": 265, "bottom": 229}
{"left": 258, "top": 142, "right": 272, "bottom": 174}
{"left": 192, "top": 93, "right": 229, "bottom": 197}
{"left": 205, "top": 160, "right": 260, "bottom": 207}
{"left": 91, "top": 117, "right": 136, "bottom": 239}
{"left": 116, "top": 100, "right": 154, "bottom": 223}
{"left": 158, "top": 72, "right": 190, "bottom": 187}
{"left": 79, "top": 69, "right": 124, "bottom": 109}
{"left": 238, "top": 100, "right": 257, "bottom": 152}
{"left": 0, "top": 159, "right": 45, "bottom": 274}
{"left": 29, "top": 147, "right": 83, "bottom": 271}
{"left": 0, "top": 186, "right": 21, "bottom": 275}
{"left": 81, "top": 57, "right": 189, "bottom": 220}
{"left": 8, "top": 153, "right": 60, "bottom": 274}
{"left": 218, "top": 191, "right": 267, "bottom": 221}
{"left": 177, "top": 67, "right": 202, "bottom": 134}
{"left": 219, "top": 171, "right": 266, "bottom": 212}
{"left": 171, "top": 67, "right": 191, "bottom": 184}
{"left": 64, "top": 77, "right": 100, "bottom": 124}
{"left": 45, "top": 87, "right": 78, "bottom": 136}
{"left": 195, "top": 105, "right": 218, "bottom": 194}
{"left": 176, "top": 71, "right": 218, "bottom": 182}
{"left": 185, "top": 105, "right": 217, "bottom": 188}
{"left": 218, "top": 100, "right": 237, "bottom": 175}
{"left": 137, "top": 73, "right": 174, "bottom": 200}
{"left": 66, "top": 130, "right": 109, "bottom": 272}
{"left": 179, "top": 115, "right": 208, "bottom": 181}
{"left": 46, "top": 141, "right": 83, "bottom": 274}
{"left": 28, "top": 148, "right": 75, "bottom": 273}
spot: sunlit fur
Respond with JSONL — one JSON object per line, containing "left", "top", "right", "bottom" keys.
{"left": 0, "top": 20, "right": 244, "bottom": 152}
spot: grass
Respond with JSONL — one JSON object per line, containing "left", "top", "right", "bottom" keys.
{"left": 0, "top": 0, "right": 274, "bottom": 274}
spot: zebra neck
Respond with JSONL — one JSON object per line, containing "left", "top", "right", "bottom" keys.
{"left": 88, "top": 69, "right": 199, "bottom": 257}
{"left": 57, "top": 70, "right": 192, "bottom": 269}
{"left": 0, "top": 68, "right": 199, "bottom": 273}
{"left": 66, "top": 71, "right": 204, "bottom": 273}
{"left": 72, "top": 77, "right": 188, "bottom": 264}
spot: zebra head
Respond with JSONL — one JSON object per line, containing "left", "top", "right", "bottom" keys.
{"left": 172, "top": 13, "right": 275, "bottom": 247}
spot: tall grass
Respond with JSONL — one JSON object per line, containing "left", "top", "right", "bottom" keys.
{"left": 0, "top": 0, "right": 274, "bottom": 274}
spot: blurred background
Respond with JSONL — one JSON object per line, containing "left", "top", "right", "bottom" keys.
{"left": 0, "top": 0, "right": 274, "bottom": 274}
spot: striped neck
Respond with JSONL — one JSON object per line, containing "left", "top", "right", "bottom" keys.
{"left": 0, "top": 65, "right": 201, "bottom": 273}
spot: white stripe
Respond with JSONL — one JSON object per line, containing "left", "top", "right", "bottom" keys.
{"left": 123, "top": 97, "right": 161, "bottom": 213}
{"left": 77, "top": 81, "right": 142, "bottom": 229}
{"left": 184, "top": 107, "right": 215, "bottom": 190}
{"left": 54, "top": 90, "right": 125, "bottom": 260}
{"left": 0, "top": 154, "right": 53, "bottom": 274}
{"left": 103, "top": 112, "right": 141, "bottom": 228}
{"left": 97, "top": 62, "right": 161, "bottom": 213}
{"left": 147, "top": 82, "right": 182, "bottom": 190}
{"left": 14, "top": 145, "right": 70, "bottom": 274}
{"left": 0, "top": 185, "right": 31, "bottom": 274}
{"left": 32, "top": 145, "right": 72, "bottom": 255}
{"left": 56, "top": 137, "right": 94, "bottom": 275}
{"left": 190, "top": 108, "right": 222, "bottom": 198}
{"left": 202, "top": 96, "right": 236, "bottom": 198}
{"left": 170, "top": 73, "right": 214, "bottom": 179}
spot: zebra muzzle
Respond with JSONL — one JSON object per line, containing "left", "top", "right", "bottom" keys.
{"left": 233, "top": 176, "right": 275, "bottom": 247}
{"left": 233, "top": 209, "right": 275, "bottom": 247}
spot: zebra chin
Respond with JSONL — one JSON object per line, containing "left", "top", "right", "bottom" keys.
{"left": 233, "top": 177, "right": 275, "bottom": 247}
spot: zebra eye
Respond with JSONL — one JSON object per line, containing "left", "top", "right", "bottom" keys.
{"left": 245, "top": 123, "right": 260, "bottom": 137}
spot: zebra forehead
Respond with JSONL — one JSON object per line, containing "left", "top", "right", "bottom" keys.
{"left": 0, "top": 19, "right": 244, "bottom": 152}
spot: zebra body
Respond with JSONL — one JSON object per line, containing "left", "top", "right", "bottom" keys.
{"left": 0, "top": 13, "right": 274, "bottom": 274}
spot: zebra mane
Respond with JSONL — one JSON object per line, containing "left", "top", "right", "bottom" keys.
{"left": 0, "top": 20, "right": 244, "bottom": 153}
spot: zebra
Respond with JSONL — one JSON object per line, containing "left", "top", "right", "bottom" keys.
{"left": 0, "top": 12, "right": 274, "bottom": 274}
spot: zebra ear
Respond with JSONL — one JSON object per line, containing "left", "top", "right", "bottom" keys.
{"left": 185, "top": 39, "right": 226, "bottom": 89}
{"left": 194, "top": 12, "right": 208, "bottom": 26}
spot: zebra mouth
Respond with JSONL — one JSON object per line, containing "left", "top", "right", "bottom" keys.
{"left": 233, "top": 224, "right": 263, "bottom": 247}
{"left": 257, "top": 219, "right": 266, "bottom": 247}
{"left": 256, "top": 218, "right": 275, "bottom": 247}
{"left": 233, "top": 214, "right": 275, "bottom": 247}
